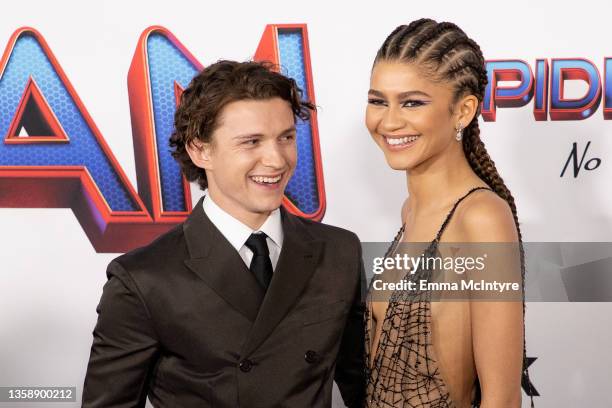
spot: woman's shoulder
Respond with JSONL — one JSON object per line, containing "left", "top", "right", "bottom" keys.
{"left": 453, "top": 188, "right": 519, "bottom": 242}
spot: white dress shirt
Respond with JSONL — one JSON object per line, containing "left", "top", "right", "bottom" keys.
{"left": 202, "top": 194, "right": 283, "bottom": 271}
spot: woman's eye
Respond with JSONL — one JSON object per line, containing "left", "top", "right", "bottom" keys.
{"left": 368, "top": 98, "right": 386, "bottom": 106}
{"left": 402, "top": 100, "right": 425, "bottom": 108}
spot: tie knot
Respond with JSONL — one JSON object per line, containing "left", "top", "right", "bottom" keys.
{"left": 245, "top": 233, "right": 269, "bottom": 256}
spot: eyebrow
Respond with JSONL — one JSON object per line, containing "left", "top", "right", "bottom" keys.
{"left": 368, "top": 89, "right": 432, "bottom": 99}
{"left": 232, "top": 125, "right": 297, "bottom": 140}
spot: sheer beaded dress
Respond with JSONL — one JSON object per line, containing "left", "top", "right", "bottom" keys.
{"left": 365, "top": 187, "right": 491, "bottom": 408}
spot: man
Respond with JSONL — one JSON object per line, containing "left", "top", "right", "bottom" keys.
{"left": 82, "top": 60, "right": 365, "bottom": 408}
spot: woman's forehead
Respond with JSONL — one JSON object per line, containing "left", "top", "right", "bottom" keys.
{"left": 370, "top": 61, "right": 454, "bottom": 97}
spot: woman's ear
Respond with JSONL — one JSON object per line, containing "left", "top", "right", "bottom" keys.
{"left": 455, "top": 94, "right": 479, "bottom": 127}
{"left": 186, "top": 139, "right": 214, "bottom": 171}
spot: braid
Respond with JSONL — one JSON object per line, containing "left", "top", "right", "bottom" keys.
{"left": 462, "top": 119, "right": 535, "bottom": 407}
{"left": 408, "top": 22, "right": 459, "bottom": 59}
{"left": 461, "top": 121, "right": 519, "bottom": 230}
{"left": 376, "top": 18, "right": 433, "bottom": 61}
{"left": 436, "top": 37, "right": 474, "bottom": 62}
{"left": 374, "top": 19, "right": 536, "bottom": 407}
{"left": 446, "top": 61, "right": 483, "bottom": 79}
{"left": 378, "top": 25, "right": 409, "bottom": 61}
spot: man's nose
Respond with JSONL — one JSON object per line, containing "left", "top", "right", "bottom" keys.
{"left": 261, "top": 142, "right": 286, "bottom": 168}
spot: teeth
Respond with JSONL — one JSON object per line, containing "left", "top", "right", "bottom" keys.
{"left": 251, "top": 175, "right": 282, "bottom": 184}
{"left": 386, "top": 135, "right": 419, "bottom": 145}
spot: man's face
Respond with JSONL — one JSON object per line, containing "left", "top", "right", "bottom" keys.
{"left": 190, "top": 97, "right": 297, "bottom": 227}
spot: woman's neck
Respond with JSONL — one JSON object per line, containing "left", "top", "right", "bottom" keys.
{"left": 405, "top": 147, "right": 483, "bottom": 216}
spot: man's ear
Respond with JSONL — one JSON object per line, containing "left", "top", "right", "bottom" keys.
{"left": 185, "top": 139, "right": 214, "bottom": 171}
{"left": 455, "top": 94, "right": 479, "bottom": 127}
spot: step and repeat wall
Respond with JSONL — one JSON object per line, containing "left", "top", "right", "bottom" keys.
{"left": 1, "top": 1, "right": 610, "bottom": 406}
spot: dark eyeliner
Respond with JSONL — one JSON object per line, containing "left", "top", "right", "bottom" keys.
{"left": 368, "top": 98, "right": 386, "bottom": 105}
{"left": 401, "top": 99, "right": 427, "bottom": 108}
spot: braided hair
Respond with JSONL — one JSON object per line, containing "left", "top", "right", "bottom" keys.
{"left": 375, "top": 18, "right": 535, "bottom": 407}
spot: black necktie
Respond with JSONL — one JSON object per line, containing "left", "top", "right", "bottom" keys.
{"left": 245, "top": 233, "right": 273, "bottom": 290}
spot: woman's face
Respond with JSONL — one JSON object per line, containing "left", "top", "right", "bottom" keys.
{"left": 366, "top": 60, "right": 460, "bottom": 171}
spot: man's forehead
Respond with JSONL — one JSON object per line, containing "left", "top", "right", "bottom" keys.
{"left": 216, "top": 99, "right": 295, "bottom": 133}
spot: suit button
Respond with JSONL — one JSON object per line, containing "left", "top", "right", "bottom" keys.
{"left": 239, "top": 359, "right": 253, "bottom": 372}
{"left": 304, "top": 350, "right": 319, "bottom": 364}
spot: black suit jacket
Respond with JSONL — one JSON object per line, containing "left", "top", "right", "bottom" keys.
{"left": 82, "top": 197, "right": 365, "bottom": 407}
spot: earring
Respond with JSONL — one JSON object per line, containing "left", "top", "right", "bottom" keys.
{"left": 455, "top": 123, "right": 463, "bottom": 141}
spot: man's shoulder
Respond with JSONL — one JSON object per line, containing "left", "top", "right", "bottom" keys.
{"left": 111, "top": 222, "right": 187, "bottom": 274}
{"left": 289, "top": 213, "right": 360, "bottom": 245}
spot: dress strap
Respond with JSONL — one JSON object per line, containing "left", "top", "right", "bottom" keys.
{"left": 383, "top": 224, "right": 406, "bottom": 258}
{"left": 433, "top": 186, "right": 492, "bottom": 243}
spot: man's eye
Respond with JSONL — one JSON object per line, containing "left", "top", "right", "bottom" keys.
{"left": 368, "top": 98, "right": 386, "bottom": 106}
{"left": 281, "top": 134, "right": 295, "bottom": 141}
{"left": 244, "top": 139, "right": 259, "bottom": 145}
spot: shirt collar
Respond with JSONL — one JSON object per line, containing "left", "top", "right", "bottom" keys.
{"left": 202, "top": 194, "right": 283, "bottom": 251}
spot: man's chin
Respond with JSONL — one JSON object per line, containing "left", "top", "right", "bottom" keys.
{"left": 249, "top": 197, "right": 284, "bottom": 214}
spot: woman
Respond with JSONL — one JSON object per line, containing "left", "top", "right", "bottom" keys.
{"left": 364, "top": 19, "right": 534, "bottom": 407}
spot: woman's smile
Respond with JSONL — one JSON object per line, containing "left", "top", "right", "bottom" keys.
{"left": 382, "top": 134, "right": 421, "bottom": 150}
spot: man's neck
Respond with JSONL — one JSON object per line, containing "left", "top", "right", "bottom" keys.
{"left": 205, "top": 190, "right": 271, "bottom": 230}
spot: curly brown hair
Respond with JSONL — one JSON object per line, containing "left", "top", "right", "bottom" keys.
{"left": 169, "top": 60, "right": 315, "bottom": 190}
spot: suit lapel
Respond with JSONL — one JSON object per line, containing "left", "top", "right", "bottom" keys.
{"left": 242, "top": 209, "right": 324, "bottom": 356}
{"left": 183, "top": 196, "right": 264, "bottom": 322}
